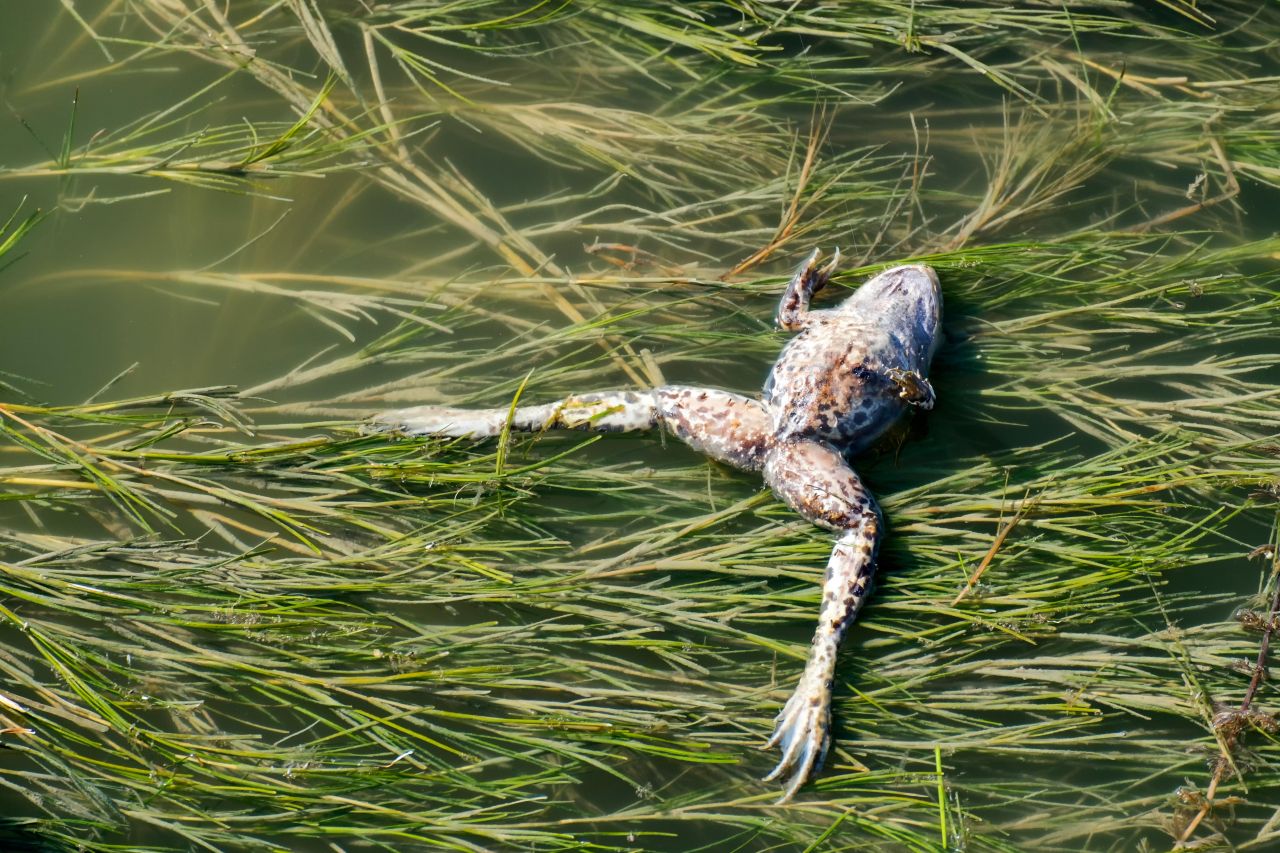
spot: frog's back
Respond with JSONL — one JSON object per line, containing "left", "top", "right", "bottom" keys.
{"left": 762, "top": 314, "right": 906, "bottom": 452}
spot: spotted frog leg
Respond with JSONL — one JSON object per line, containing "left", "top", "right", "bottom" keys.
{"left": 761, "top": 440, "right": 880, "bottom": 801}
{"left": 370, "top": 386, "right": 774, "bottom": 471}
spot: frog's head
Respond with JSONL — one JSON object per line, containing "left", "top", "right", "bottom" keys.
{"left": 842, "top": 264, "right": 942, "bottom": 366}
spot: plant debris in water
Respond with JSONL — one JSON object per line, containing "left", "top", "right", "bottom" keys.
{"left": 0, "top": 2, "right": 1278, "bottom": 850}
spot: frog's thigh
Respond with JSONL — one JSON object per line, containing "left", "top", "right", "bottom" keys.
{"left": 763, "top": 440, "right": 880, "bottom": 535}
{"left": 764, "top": 442, "right": 881, "bottom": 648}
{"left": 655, "top": 386, "right": 772, "bottom": 472}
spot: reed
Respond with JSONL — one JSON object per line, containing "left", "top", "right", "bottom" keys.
{"left": 0, "top": 1, "right": 1277, "bottom": 849}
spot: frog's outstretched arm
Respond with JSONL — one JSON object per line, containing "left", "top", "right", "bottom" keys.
{"left": 370, "top": 386, "right": 773, "bottom": 472}
{"left": 777, "top": 247, "right": 840, "bottom": 331}
{"left": 761, "top": 438, "right": 881, "bottom": 802}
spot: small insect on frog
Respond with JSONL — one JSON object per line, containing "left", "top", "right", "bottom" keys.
{"left": 370, "top": 250, "right": 942, "bottom": 801}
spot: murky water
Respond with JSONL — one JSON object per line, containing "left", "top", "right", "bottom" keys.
{"left": 2, "top": 4, "right": 1279, "bottom": 851}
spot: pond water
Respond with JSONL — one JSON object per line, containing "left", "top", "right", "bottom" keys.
{"left": 1, "top": 4, "right": 1278, "bottom": 851}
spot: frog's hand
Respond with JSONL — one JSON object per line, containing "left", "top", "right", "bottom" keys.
{"left": 369, "top": 386, "right": 773, "bottom": 472}
{"left": 762, "top": 439, "right": 882, "bottom": 802}
{"left": 778, "top": 247, "right": 840, "bottom": 331}
{"left": 886, "top": 368, "right": 936, "bottom": 411}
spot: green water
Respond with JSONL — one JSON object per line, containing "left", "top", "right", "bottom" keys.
{"left": 1, "top": 4, "right": 1279, "bottom": 852}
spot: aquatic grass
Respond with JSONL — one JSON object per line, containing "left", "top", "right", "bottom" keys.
{"left": 0, "top": 1, "right": 1278, "bottom": 851}
{"left": 1, "top": 79, "right": 384, "bottom": 201}
{"left": 2, "top": 238, "right": 1278, "bottom": 849}
{"left": 0, "top": 200, "right": 43, "bottom": 273}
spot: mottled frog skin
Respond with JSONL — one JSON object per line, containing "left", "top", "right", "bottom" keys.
{"left": 371, "top": 250, "right": 942, "bottom": 801}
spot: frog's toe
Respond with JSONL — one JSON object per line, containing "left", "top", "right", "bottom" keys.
{"left": 796, "top": 246, "right": 822, "bottom": 273}
{"left": 795, "top": 246, "right": 840, "bottom": 288}
{"left": 762, "top": 678, "right": 832, "bottom": 802}
{"left": 817, "top": 246, "right": 841, "bottom": 281}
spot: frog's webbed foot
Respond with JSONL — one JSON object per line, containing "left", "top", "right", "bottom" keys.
{"left": 886, "top": 367, "right": 936, "bottom": 410}
{"left": 761, "top": 440, "right": 882, "bottom": 802}
{"left": 778, "top": 247, "right": 841, "bottom": 331}
{"left": 763, "top": 668, "right": 833, "bottom": 802}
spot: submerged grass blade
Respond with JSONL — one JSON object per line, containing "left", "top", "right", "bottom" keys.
{"left": 0, "top": 1, "right": 1277, "bottom": 850}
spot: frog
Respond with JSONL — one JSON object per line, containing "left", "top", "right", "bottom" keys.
{"left": 369, "top": 249, "right": 942, "bottom": 802}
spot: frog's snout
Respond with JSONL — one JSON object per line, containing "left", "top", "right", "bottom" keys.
{"left": 870, "top": 264, "right": 942, "bottom": 360}
{"left": 888, "top": 263, "right": 940, "bottom": 296}
{"left": 909, "top": 263, "right": 941, "bottom": 290}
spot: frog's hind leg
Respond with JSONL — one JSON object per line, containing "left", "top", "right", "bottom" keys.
{"left": 371, "top": 386, "right": 774, "bottom": 471}
{"left": 777, "top": 247, "right": 840, "bottom": 331}
{"left": 761, "top": 439, "right": 882, "bottom": 802}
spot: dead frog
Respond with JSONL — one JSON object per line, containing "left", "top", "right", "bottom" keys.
{"left": 370, "top": 250, "right": 942, "bottom": 801}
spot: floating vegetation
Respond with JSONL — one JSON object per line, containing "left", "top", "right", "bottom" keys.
{"left": 0, "top": 2, "right": 1277, "bottom": 850}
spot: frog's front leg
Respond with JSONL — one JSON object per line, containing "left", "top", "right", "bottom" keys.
{"left": 761, "top": 439, "right": 882, "bottom": 802}
{"left": 370, "top": 386, "right": 773, "bottom": 471}
{"left": 777, "top": 247, "right": 840, "bottom": 331}
{"left": 886, "top": 367, "right": 936, "bottom": 411}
